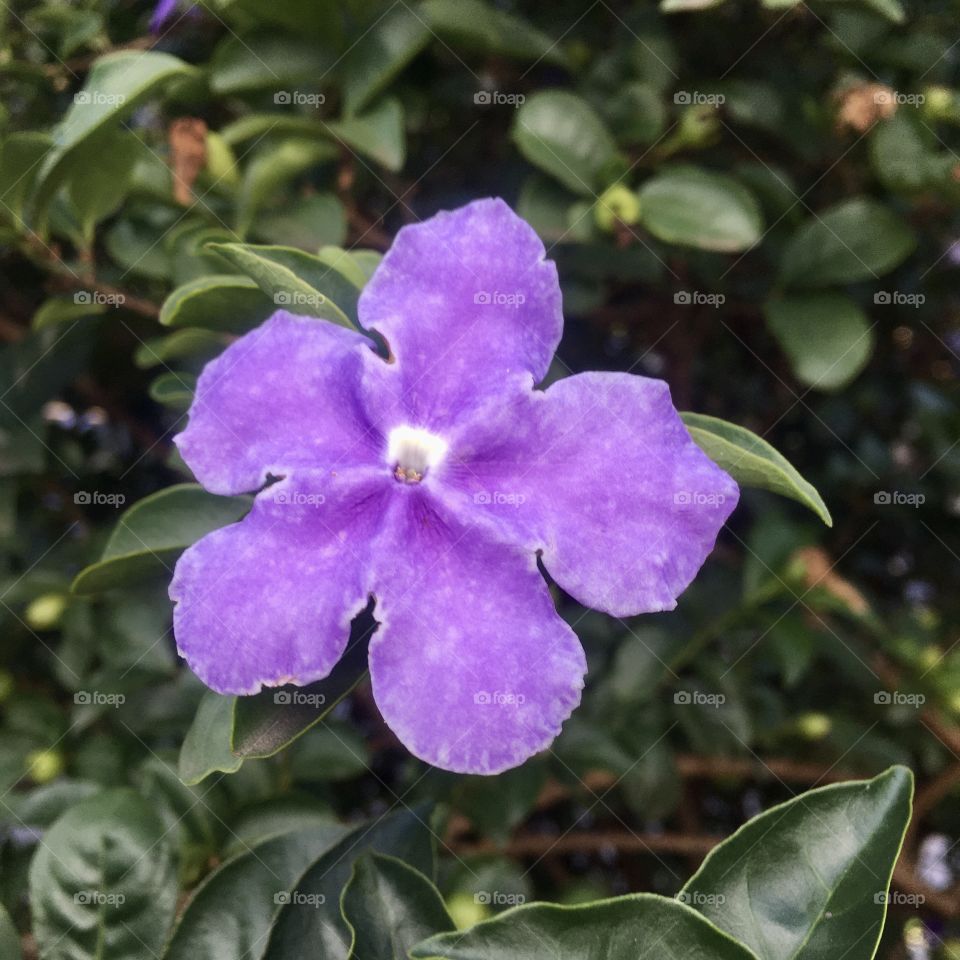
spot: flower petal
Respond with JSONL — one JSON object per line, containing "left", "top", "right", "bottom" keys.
{"left": 357, "top": 198, "right": 562, "bottom": 426}
{"left": 175, "top": 312, "right": 382, "bottom": 495}
{"left": 170, "top": 470, "right": 389, "bottom": 695}
{"left": 368, "top": 492, "right": 585, "bottom": 774}
{"left": 441, "top": 372, "right": 739, "bottom": 616}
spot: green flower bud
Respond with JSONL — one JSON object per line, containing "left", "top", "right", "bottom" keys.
{"left": 446, "top": 892, "right": 492, "bottom": 930}
{"left": 796, "top": 712, "right": 831, "bottom": 741}
{"left": 26, "top": 749, "right": 64, "bottom": 784}
{"left": 24, "top": 593, "right": 67, "bottom": 631}
{"left": 594, "top": 184, "right": 641, "bottom": 233}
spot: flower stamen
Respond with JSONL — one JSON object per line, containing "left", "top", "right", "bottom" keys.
{"left": 387, "top": 425, "right": 448, "bottom": 484}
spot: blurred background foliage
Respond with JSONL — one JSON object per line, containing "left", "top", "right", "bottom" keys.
{"left": 0, "top": 0, "right": 959, "bottom": 957}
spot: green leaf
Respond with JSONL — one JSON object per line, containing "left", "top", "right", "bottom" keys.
{"left": 67, "top": 130, "right": 141, "bottom": 246}
{"left": 162, "top": 823, "right": 350, "bottom": 960}
{"left": 681, "top": 766, "right": 914, "bottom": 960}
{"left": 255, "top": 192, "right": 347, "bottom": 250}
{"left": 236, "top": 138, "right": 338, "bottom": 237}
{"left": 71, "top": 484, "right": 251, "bottom": 594}
{"left": 160, "top": 275, "right": 277, "bottom": 333}
{"left": 178, "top": 631, "right": 369, "bottom": 785}
{"left": 32, "top": 294, "right": 106, "bottom": 330}
{"left": 421, "top": 0, "right": 565, "bottom": 64}
{"left": 0, "top": 903, "right": 21, "bottom": 960}
{"left": 779, "top": 197, "right": 916, "bottom": 288}
{"left": 325, "top": 97, "right": 406, "bottom": 172}
{"left": 34, "top": 51, "right": 195, "bottom": 217}
{"left": 232, "top": 629, "right": 371, "bottom": 760}
{"left": 513, "top": 91, "right": 618, "bottom": 196}
{"left": 134, "top": 329, "right": 226, "bottom": 369}
{"left": 177, "top": 691, "right": 242, "bottom": 784}
{"left": 342, "top": 854, "right": 454, "bottom": 960}
{"left": 639, "top": 166, "right": 763, "bottom": 252}
{"left": 0, "top": 131, "right": 51, "bottom": 229}
{"left": 264, "top": 806, "right": 436, "bottom": 960}
{"left": 29, "top": 788, "right": 177, "bottom": 960}
{"left": 681, "top": 412, "right": 832, "bottom": 525}
{"left": 149, "top": 371, "right": 196, "bottom": 410}
{"left": 206, "top": 242, "right": 358, "bottom": 328}
{"left": 764, "top": 293, "right": 874, "bottom": 391}
{"left": 412, "top": 894, "right": 759, "bottom": 960}
{"left": 341, "top": 6, "right": 431, "bottom": 116}
{"left": 210, "top": 32, "right": 333, "bottom": 95}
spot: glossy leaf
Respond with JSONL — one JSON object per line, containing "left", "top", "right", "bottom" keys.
{"left": 779, "top": 197, "right": 916, "bottom": 288}
{"left": 764, "top": 293, "right": 874, "bottom": 391}
{"left": 71, "top": 484, "right": 251, "bottom": 594}
{"left": 149, "top": 371, "right": 196, "bottom": 410}
{"left": 161, "top": 823, "right": 350, "bottom": 960}
{"left": 639, "top": 166, "right": 763, "bottom": 252}
{"left": 513, "top": 91, "right": 618, "bottom": 196}
{"left": 342, "top": 854, "right": 454, "bottom": 960}
{"left": 159, "top": 275, "right": 277, "bottom": 333}
{"left": 264, "top": 805, "right": 436, "bottom": 960}
{"left": 681, "top": 412, "right": 832, "bottom": 525}
{"left": 681, "top": 766, "right": 913, "bottom": 960}
{"left": 34, "top": 51, "right": 194, "bottom": 216}
{"left": 205, "top": 242, "right": 356, "bottom": 328}
{"left": 29, "top": 788, "right": 177, "bottom": 960}
{"left": 325, "top": 97, "right": 406, "bottom": 172}
{"left": 341, "top": 6, "right": 431, "bottom": 115}
{"left": 412, "top": 894, "right": 760, "bottom": 960}
{"left": 178, "top": 690, "right": 242, "bottom": 785}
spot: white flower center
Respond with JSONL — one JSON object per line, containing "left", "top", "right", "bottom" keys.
{"left": 387, "top": 425, "right": 448, "bottom": 484}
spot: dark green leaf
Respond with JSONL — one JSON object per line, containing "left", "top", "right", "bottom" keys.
{"left": 325, "top": 98, "right": 406, "bottom": 172}
{"left": 412, "top": 894, "right": 759, "bottom": 960}
{"left": 160, "top": 275, "right": 277, "bottom": 333}
{"left": 342, "top": 854, "right": 454, "bottom": 960}
{"left": 29, "top": 788, "right": 177, "bottom": 960}
{"left": 681, "top": 766, "right": 913, "bottom": 960}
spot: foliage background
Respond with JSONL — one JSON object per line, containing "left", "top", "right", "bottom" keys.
{"left": 1, "top": 0, "right": 959, "bottom": 957}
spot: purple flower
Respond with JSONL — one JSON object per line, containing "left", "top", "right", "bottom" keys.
{"left": 149, "top": 0, "right": 196, "bottom": 33}
{"left": 169, "top": 199, "right": 738, "bottom": 774}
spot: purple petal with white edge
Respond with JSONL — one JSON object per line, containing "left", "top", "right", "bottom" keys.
{"left": 367, "top": 491, "right": 586, "bottom": 774}
{"left": 174, "top": 312, "right": 383, "bottom": 495}
{"left": 357, "top": 198, "right": 563, "bottom": 427}
{"left": 440, "top": 372, "right": 739, "bottom": 617}
{"left": 170, "top": 469, "right": 390, "bottom": 695}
